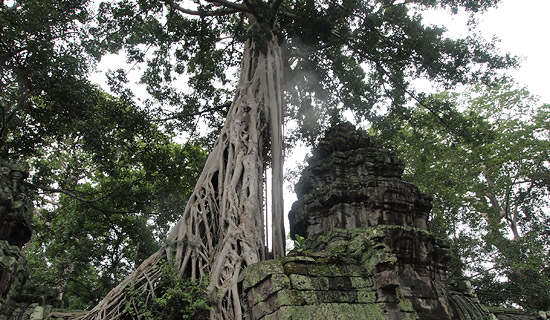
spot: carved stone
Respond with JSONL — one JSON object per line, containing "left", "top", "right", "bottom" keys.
{"left": 243, "top": 122, "right": 540, "bottom": 320}
{"left": 289, "top": 122, "right": 431, "bottom": 240}
{"left": 0, "top": 160, "right": 33, "bottom": 317}
{"left": 0, "top": 160, "right": 32, "bottom": 248}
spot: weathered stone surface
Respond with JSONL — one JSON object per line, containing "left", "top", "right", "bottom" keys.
{"left": 0, "top": 240, "right": 28, "bottom": 307}
{"left": 0, "top": 160, "right": 32, "bottom": 248}
{"left": 289, "top": 122, "right": 432, "bottom": 240}
{"left": 265, "top": 303, "right": 387, "bottom": 320}
{"left": 242, "top": 259, "right": 285, "bottom": 292}
{"left": 289, "top": 274, "right": 329, "bottom": 290}
{"left": 0, "top": 160, "right": 35, "bottom": 318}
{"left": 243, "top": 123, "right": 546, "bottom": 319}
{"left": 243, "top": 226, "right": 438, "bottom": 319}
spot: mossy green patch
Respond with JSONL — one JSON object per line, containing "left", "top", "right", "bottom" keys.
{"left": 283, "top": 262, "right": 309, "bottom": 275}
{"left": 289, "top": 274, "right": 329, "bottom": 290}
{"left": 396, "top": 287, "right": 415, "bottom": 312}
{"left": 357, "top": 289, "right": 377, "bottom": 303}
{"left": 267, "top": 273, "right": 290, "bottom": 292}
{"left": 276, "top": 289, "right": 307, "bottom": 306}
{"left": 276, "top": 303, "right": 385, "bottom": 320}
{"left": 308, "top": 263, "right": 342, "bottom": 276}
{"left": 242, "top": 260, "right": 284, "bottom": 291}
{"left": 349, "top": 276, "right": 372, "bottom": 288}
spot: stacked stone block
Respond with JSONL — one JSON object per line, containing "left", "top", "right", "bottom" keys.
{"left": 289, "top": 122, "right": 432, "bottom": 240}
{"left": 0, "top": 161, "right": 63, "bottom": 319}
{"left": 0, "top": 160, "right": 33, "bottom": 318}
{"left": 242, "top": 226, "right": 450, "bottom": 320}
{"left": 243, "top": 122, "right": 540, "bottom": 320}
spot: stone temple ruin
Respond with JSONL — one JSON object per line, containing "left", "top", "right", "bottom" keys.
{"left": 0, "top": 161, "right": 39, "bottom": 319}
{"left": 0, "top": 123, "right": 545, "bottom": 319}
{"left": 241, "top": 122, "right": 540, "bottom": 320}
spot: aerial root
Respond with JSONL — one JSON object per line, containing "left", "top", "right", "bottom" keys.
{"left": 67, "top": 35, "right": 284, "bottom": 320}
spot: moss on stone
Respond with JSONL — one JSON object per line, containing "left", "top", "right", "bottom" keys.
{"left": 289, "top": 274, "right": 329, "bottom": 290}
{"left": 276, "top": 290, "right": 307, "bottom": 306}
{"left": 350, "top": 277, "right": 372, "bottom": 289}
{"left": 281, "top": 256, "right": 315, "bottom": 264}
{"left": 396, "top": 287, "right": 415, "bottom": 312}
{"left": 357, "top": 289, "right": 377, "bottom": 303}
{"left": 241, "top": 259, "right": 284, "bottom": 291}
{"left": 308, "top": 263, "right": 341, "bottom": 277}
{"left": 275, "top": 303, "right": 386, "bottom": 320}
{"left": 28, "top": 305, "right": 44, "bottom": 320}
{"left": 270, "top": 273, "right": 291, "bottom": 292}
{"left": 283, "top": 262, "right": 309, "bottom": 275}
{"left": 247, "top": 287, "right": 265, "bottom": 306}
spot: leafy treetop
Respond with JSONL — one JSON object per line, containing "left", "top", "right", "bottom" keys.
{"left": 87, "top": 0, "right": 515, "bottom": 145}
{"left": 375, "top": 78, "right": 550, "bottom": 310}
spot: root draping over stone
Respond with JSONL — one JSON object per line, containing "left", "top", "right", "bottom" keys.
{"left": 71, "top": 34, "right": 285, "bottom": 320}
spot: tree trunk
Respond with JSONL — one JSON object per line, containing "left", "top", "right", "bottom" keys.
{"left": 72, "top": 33, "right": 285, "bottom": 320}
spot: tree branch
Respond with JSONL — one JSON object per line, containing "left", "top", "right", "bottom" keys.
{"left": 23, "top": 181, "right": 109, "bottom": 204}
{"left": 271, "top": 0, "right": 284, "bottom": 15}
{"left": 0, "top": 102, "right": 7, "bottom": 141}
{"left": 510, "top": 205, "right": 520, "bottom": 240}
{"left": 39, "top": 194, "right": 60, "bottom": 206}
{"left": 278, "top": 10, "right": 296, "bottom": 19}
{"left": 482, "top": 164, "right": 504, "bottom": 219}
{"left": 25, "top": 181, "right": 135, "bottom": 215}
{"left": 164, "top": 0, "right": 242, "bottom": 16}
{"left": 206, "top": 0, "right": 249, "bottom": 12}
{"left": 336, "top": 30, "right": 467, "bottom": 138}
{"left": 153, "top": 102, "right": 230, "bottom": 122}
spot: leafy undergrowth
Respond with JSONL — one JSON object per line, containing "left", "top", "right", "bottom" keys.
{"left": 124, "top": 261, "right": 211, "bottom": 320}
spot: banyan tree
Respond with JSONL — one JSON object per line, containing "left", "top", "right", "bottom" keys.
{"left": 70, "top": 0, "right": 514, "bottom": 319}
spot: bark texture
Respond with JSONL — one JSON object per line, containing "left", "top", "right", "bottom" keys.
{"left": 72, "top": 34, "right": 285, "bottom": 320}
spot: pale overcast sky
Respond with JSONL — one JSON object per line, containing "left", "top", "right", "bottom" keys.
{"left": 424, "top": 0, "right": 550, "bottom": 103}
{"left": 482, "top": 0, "right": 550, "bottom": 103}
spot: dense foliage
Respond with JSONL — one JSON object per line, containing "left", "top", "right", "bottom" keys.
{"left": 1, "top": 0, "right": 207, "bottom": 309}
{"left": 123, "top": 261, "right": 211, "bottom": 320}
{"left": 84, "top": 0, "right": 515, "bottom": 146}
{"left": 23, "top": 139, "right": 206, "bottom": 309}
{"left": 375, "top": 79, "right": 550, "bottom": 310}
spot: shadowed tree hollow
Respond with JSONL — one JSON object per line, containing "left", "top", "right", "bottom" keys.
{"left": 44, "top": 0, "right": 515, "bottom": 319}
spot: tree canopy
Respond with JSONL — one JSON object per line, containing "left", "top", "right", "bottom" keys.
{"left": 1, "top": 0, "right": 207, "bottom": 309}
{"left": 375, "top": 78, "right": 550, "bottom": 310}
{"left": 86, "top": 0, "right": 515, "bottom": 144}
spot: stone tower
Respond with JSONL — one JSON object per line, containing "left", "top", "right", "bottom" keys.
{"left": 289, "top": 122, "right": 432, "bottom": 239}
{"left": 242, "top": 122, "right": 526, "bottom": 320}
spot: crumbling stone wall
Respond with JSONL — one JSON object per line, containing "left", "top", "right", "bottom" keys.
{"left": 242, "top": 225, "right": 456, "bottom": 320}
{"left": 0, "top": 161, "right": 33, "bottom": 318}
{"left": 242, "top": 226, "right": 452, "bottom": 320}
{"left": 0, "top": 160, "right": 32, "bottom": 248}
{"left": 242, "top": 122, "right": 540, "bottom": 320}
{"left": 0, "top": 161, "right": 64, "bottom": 319}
